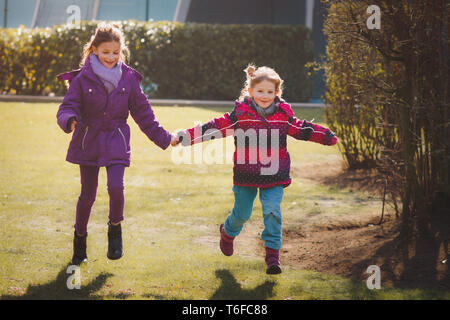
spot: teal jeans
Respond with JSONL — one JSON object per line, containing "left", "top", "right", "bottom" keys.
{"left": 224, "top": 185, "right": 283, "bottom": 250}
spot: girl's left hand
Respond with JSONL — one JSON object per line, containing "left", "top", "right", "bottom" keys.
{"left": 70, "top": 120, "right": 77, "bottom": 132}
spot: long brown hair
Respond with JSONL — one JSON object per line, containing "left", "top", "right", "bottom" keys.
{"left": 80, "top": 22, "right": 129, "bottom": 66}
{"left": 239, "top": 64, "right": 284, "bottom": 101}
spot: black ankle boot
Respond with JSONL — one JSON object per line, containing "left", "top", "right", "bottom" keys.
{"left": 72, "top": 231, "right": 87, "bottom": 265}
{"left": 107, "top": 221, "right": 123, "bottom": 260}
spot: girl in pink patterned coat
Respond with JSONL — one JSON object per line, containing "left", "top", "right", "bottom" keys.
{"left": 177, "top": 65, "right": 338, "bottom": 274}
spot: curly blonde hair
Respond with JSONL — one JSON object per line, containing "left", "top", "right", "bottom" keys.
{"left": 239, "top": 64, "right": 284, "bottom": 101}
{"left": 80, "top": 22, "right": 129, "bottom": 66}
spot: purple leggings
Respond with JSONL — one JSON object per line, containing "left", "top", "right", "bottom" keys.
{"left": 74, "top": 165, "right": 125, "bottom": 235}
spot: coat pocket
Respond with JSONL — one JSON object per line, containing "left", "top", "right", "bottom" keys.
{"left": 81, "top": 126, "right": 89, "bottom": 151}
{"left": 117, "top": 127, "right": 130, "bottom": 154}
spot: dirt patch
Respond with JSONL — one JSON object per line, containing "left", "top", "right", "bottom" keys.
{"left": 279, "top": 219, "right": 449, "bottom": 290}
{"left": 236, "top": 162, "right": 449, "bottom": 291}
{"left": 281, "top": 220, "right": 397, "bottom": 283}
{"left": 241, "top": 218, "right": 399, "bottom": 281}
{"left": 202, "top": 216, "right": 448, "bottom": 291}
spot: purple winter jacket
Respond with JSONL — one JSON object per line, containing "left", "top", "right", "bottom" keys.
{"left": 56, "top": 57, "right": 172, "bottom": 167}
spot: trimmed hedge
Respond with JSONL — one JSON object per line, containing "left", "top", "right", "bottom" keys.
{"left": 0, "top": 21, "right": 314, "bottom": 101}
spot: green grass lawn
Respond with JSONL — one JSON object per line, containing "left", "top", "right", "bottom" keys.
{"left": 0, "top": 102, "right": 448, "bottom": 300}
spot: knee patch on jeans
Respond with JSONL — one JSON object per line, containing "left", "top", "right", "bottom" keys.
{"left": 262, "top": 211, "right": 282, "bottom": 224}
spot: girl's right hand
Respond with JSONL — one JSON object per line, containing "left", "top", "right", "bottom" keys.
{"left": 170, "top": 135, "right": 180, "bottom": 146}
{"left": 70, "top": 120, "right": 77, "bottom": 132}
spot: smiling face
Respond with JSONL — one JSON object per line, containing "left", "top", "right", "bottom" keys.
{"left": 248, "top": 80, "right": 278, "bottom": 109}
{"left": 92, "top": 41, "right": 121, "bottom": 69}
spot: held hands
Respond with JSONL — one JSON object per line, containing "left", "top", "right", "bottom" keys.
{"left": 170, "top": 132, "right": 186, "bottom": 147}
{"left": 170, "top": 135, "right": 180, "bottom": 147}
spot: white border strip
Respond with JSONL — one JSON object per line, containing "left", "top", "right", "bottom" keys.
{"left": 305, "top": 0, "right": 315, "bottom": 30}
{"left": 31, "top": 0, "right": 41, "bottom": 28}
{"left": 92, "top": 0, "right": 101, "bottom": 20}
{"left": 173, "top": 0, "right": 191, "bottom": 22}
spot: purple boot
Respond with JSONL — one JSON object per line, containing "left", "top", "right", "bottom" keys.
{"left": 220, "top": 224, "right": 235, "bottom": 256}
{"left": 265, "top": 247, "right": 282, "bottom": 274}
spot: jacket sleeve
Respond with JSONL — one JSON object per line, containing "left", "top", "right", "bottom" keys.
{"left": 56, "top": 76, "right": 82, "bottom": 133}
{"left": 178, "top": 106, "right": 237, "bottom": 146}
{"left": 287, "top": 117, "right": 338, "bottom": 146}
{"left": 129, "top": 76, "right": 172, "bottom": 150}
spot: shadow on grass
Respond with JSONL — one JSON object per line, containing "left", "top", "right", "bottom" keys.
{"left": 1, "top": 262, "right": 113, "bottom": 300}
{"left": 210, "top": 269, "right": 276, "bottom": 300}
{"left": 141, "top": 269, "right": 276, "bottom": 300}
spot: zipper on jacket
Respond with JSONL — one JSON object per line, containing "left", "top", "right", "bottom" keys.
{"left": 82, "top": 126, "right": 89, "bottom": 151}
{"left": 117, "top": 127, "right": 129, "bottom": 153}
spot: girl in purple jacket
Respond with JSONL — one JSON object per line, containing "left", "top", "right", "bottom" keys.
{"left": 177, "top": 65, "right": 337, "bottom": 274}
{"left": 57, "top": 23, "right": 178, "bottom": 265}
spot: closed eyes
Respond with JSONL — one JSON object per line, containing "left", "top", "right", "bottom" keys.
{"left": 258, "top": 90, "right": 274, "bottom": 94}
